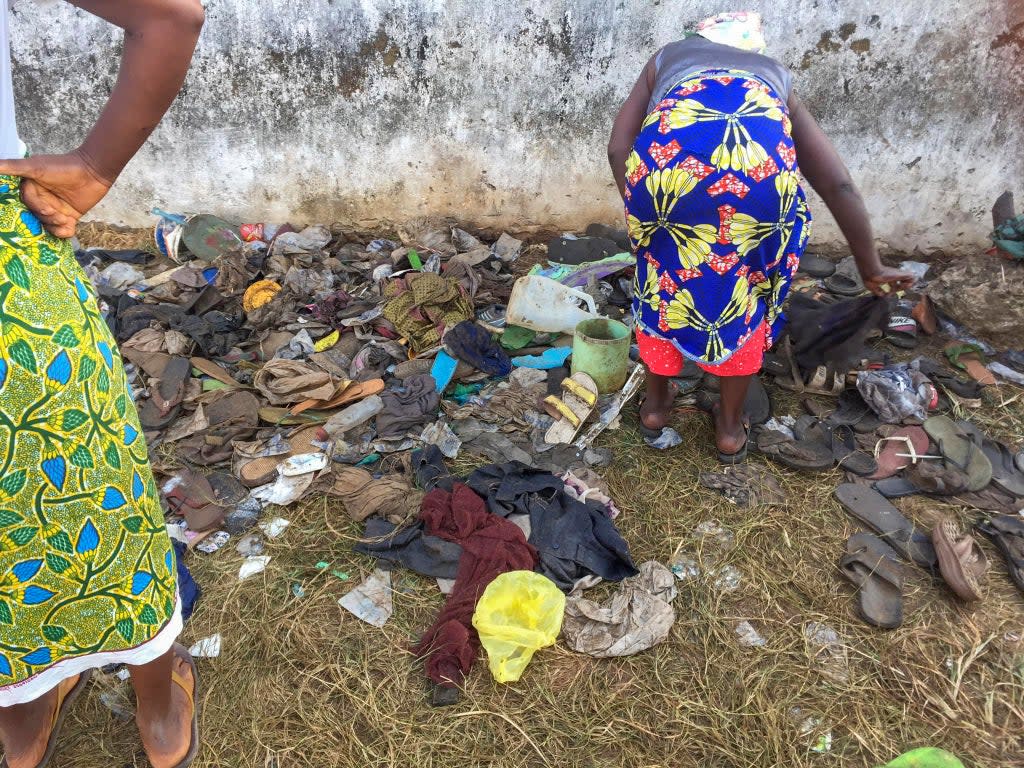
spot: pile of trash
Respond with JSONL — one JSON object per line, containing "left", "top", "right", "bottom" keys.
{"left": 79, "top": 204, "right": 1024, "bottom": 701}
{"left": 692, "top": 246, "right": 1024, "bottom": 632}
{"left": 80, "top": 213, "right": 676, "bottom": 700}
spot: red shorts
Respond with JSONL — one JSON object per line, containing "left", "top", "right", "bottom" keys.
{"left": 636, "top": 321, "right": 768, "bottom": 377}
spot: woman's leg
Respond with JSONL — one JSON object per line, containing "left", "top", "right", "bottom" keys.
{"left": 715, "top": 375, "right": 752, "bottom": 455}
{"left": 130, "top": 650, "right": 194, "bottom": 768}
{"left": 640, "top": 373, "right": 677, "bottom": 430}
{"left": 0, "top": 676, "right": 79, "bottom": 768}
{"left": 637, "top": 330, "right": 683, "bottom": 430}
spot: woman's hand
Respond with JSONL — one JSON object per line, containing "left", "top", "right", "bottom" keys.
{"left": 0, "top": 151, "right": 112, "bottom": 239}
{"left": 861, "top": 265, "right": 915, "bottom": 297}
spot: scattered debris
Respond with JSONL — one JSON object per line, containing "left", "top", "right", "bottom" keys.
{"left": 189, "top": 634, "right": 223, "bottom": 659}
{"left": 339, "top": 568, "right": 394, "bottom": 628}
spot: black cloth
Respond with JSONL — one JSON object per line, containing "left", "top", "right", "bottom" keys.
{"left": 444, "top": 320, "right": 512, "bottom": 377}
{"left": 376, "top": 374, "right": 441, "bottom": 439}
{"left": 466, "top": 462, "right": 638, "bottom": 589}
{"left": 172, "top": 541, "right": 201, "bottom": 622}
{"left": 354, "top": 517, "right": 462, "bottom": 580}
{"left": 787, "top": 293, "right": 890, "bottom": 372}
{"left": 412, "top": 445, "right": 456, "bottom": 492}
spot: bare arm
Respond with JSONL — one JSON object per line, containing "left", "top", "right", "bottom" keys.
{"left": 788, "top": 90, "right": 912, "bottom": 295}
{"left": 608, "top": 54, "right": 657, "bottom": 199}
{"left": 0, "top": 0, "right": 205, "bottom": 237}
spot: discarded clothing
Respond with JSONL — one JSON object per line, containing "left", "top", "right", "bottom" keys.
{"left": 376, "top": 374, "right": 441, "bottom": 439}
{"left": 857, "top": 366, "right": 936, "bottom": 424}
{"left": 466, "top": 462, "right": 639, "bottom": 590}
{"left": 699, "top": 464, "right": 785, "bottom": 507}
{"left": 331, "top": 467, "right": 424, "bottom": 523}
{"left": 787, "top": 293, "right": 890, "bottom": 373}
{"left": 252, "top": 358, "right": 335, "bottom": 405}
{"left": 412, "top": 484, "right": 538, "bottom": 689}
{"left": 354, "top": 517, "right": 463, "bottom": 580}
{"left": 412, "top": 444, "right": 456, "bottom": 492}
{"left": 382, "top": 273, "right": 474, "bottom": 353}
{"left": 443, "top": 378, "right": 546, "bottom": 427}
{"left": 562, "top": 561, "right": 677, "bottom": 657}
{"left": 443, "top": 320, "right": 512, "bottom": 377}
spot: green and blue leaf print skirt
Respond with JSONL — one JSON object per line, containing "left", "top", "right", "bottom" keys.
{"left": 0, "top": 175, "right": 179, "bottom": 706}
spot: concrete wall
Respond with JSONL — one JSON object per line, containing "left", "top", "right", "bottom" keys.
{"left": 9, "top": 0, "right": 1024, "bottom": 251}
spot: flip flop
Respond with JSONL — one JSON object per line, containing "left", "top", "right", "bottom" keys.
{"left": 975, "top": 515, "right": 1024, "bottom": 593}
{"left": 753, "top": 423, "right": 834, "bottom": 472}
{"left": 944, "top": 343, "right": 997, "bottom": 387}
{"left": 869, "top": 426, "right": 931, "bottom": 480}
{"left": 237, "top": 425, "right": 324, "bottom": 488}
{"left": 838, "top": 532, "right": 904, "bottom": 629}
{"left": 931, "top": 518, "right": 988, "bottom": 601}
{"left": 0, "top": 671, "right": 92, "bottom": 768}
{"left": 885, "top": 300, "right": 919, "bottom": 349}
{"left": 694, "top": 376, "right": 771, "bottom": 426}
{"left": 168, "top": 643, "right": 200, "bottom": 768}
{"left": 916, "top": 357, "right": 983, "bottom": 400}
{"left": 258, "top": 407, "right": 328, "bottom": 426}
{"left": 544, "top": 372, "right": 599, "bottom": 444}
{"left": 164, "top": 469, "right": 232, "bottom": 533}
{"left": 912, "top": 295, "right": 938, "bottom": 335}
{"left": 955, "top": 421, "right": 1024, "bottom": 498}
{"left": 139, "top": 399, "right": 181, "bottom": 430}
{"left": 190, "top": 357, "right": 240, "bottom": 388}
{"left": 796, "top": 253, "right": 836, "bottom": 278}
{"left": 834, "top": 483, "right": 938, "bottom": 570}
{"left": 923, "top": 416, "right": 993, "bottom": 492}
{"left": 152, "top": 356, "right": 193, "bottom": 414}
{"left": 824, "top": 273, "right": 865, "bottom": 297}
{"left": 821, "top": 422, "right": 878, "bottom": 476}
{"left": 290, "top": 378, "right": 385, "bottom": 416}
{"left": 775, "top": 350, "right": 846, "bottom": 397}
{"left": 706, "top": 402, "right": 749, "bottom": 465}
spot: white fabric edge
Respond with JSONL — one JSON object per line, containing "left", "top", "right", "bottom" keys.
{"left": 0, "top": 596, "right": 183, "bottom": 707}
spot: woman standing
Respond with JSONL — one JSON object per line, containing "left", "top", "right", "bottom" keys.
{"left": 608, "top": 12, "right": 912, "bottom": 462}
{"left": 0, "top": 2, "right": 203, "bottom": 767}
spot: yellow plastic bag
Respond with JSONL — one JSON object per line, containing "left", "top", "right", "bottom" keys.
{"left": 472, "top": 571, "right": 566, "bottom": 683}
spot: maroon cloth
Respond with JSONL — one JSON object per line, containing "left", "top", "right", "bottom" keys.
{"left": 412, "top": 483, "right": 538, "bottom": 687}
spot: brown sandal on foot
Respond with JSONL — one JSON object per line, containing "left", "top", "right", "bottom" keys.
{"left": 168, "top": 643, "right": 200, "bottom": 768}
{"left": 0, "top": 671, "right": 92, "bottom": 768}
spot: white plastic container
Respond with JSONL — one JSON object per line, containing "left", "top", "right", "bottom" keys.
{"left": 505, "top": 276, "right": 602, "bottom": 334}
{"left": 323, "top": 395, "right": 384, "bottom": 437}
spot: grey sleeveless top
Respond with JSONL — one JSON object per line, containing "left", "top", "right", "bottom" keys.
{"left": 647, "top": 36, "right": 793, "bottom": 114}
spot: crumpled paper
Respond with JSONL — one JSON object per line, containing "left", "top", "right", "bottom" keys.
{"left": 561, "top": 561, "right": 676, "bottom": 657}
{"left": 339, "top": 568, "right": 393, "bottom": 627}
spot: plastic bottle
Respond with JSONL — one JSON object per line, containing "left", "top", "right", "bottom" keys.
{"left": 506, "top": 275, "right": 602, "bottom": 334}
{"left": 323, "top": 395, "right": 384, "bottom": 437}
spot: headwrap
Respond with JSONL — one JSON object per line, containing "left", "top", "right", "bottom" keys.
{"left": 696, "top": 11, "right": 767, "bottom": 54}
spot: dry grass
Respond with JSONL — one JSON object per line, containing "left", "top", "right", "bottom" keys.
{"left": 50, "top": 377, "right": 1024, "bottom": 768}
{"left": 77, "top": 222, "right": 153, "bottom": 251}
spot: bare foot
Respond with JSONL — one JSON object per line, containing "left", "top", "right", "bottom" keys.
{"left": 712, "top": 402, "right": 748, "bottom": 456}
{"left": 640, "top": 377, "right": 678, "bottom": 430}
{"left": 137, "top": 654, "right": 194, "bottom": 768}
{"left": 0, "top": 675, "right": 79, "bottom": 768}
